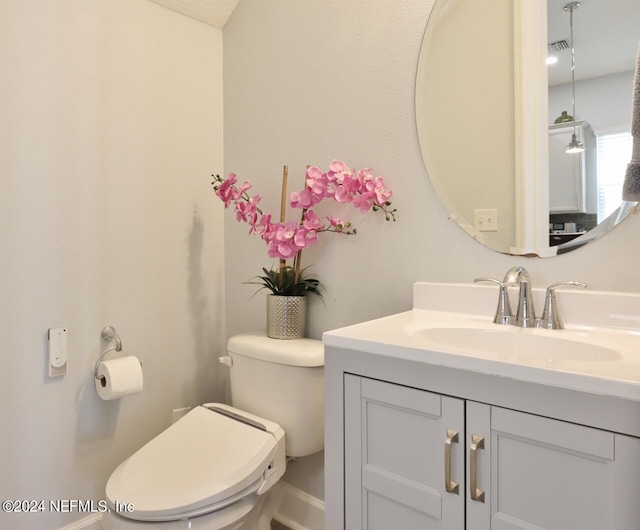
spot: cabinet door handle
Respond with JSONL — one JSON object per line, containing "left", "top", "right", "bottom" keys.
{"left": 470, "top": 434, "right": 485, "bottom": 503}
{"left": 445, "top": 429, "right": 459, "bottom": 494}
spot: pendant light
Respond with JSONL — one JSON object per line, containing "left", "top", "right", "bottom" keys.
{"left": 564, "top": 2, "right": 585, "bottom": 154}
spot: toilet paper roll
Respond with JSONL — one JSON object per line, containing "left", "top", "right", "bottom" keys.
{"left": 95, "top": 356, "right": 143, "bottom": 401}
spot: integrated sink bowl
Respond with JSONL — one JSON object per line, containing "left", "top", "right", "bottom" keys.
{"left": 410, "top": 327, "right": 622, "bottom": 363}
{"left": 325, "top": 283, "right": 640, "bottom": 401}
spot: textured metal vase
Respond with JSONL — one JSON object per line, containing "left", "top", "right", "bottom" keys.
{"left": 266, "top": 295, "right": 306, "bottom": 339}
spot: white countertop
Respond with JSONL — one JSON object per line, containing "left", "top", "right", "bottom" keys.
{"left": 323, "top": 283, "right": 640, "bottom": 402}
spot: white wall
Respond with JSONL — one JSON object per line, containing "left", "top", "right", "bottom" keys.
{"left": 550, "top": 70, "right": 635, "bottom": 132}
{"left": 223, "top": 0, "right": 640, "bottom": 503}
{"left": 0, "top": 1, "right": 225, "bottom": 528}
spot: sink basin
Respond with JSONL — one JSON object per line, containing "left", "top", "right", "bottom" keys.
{"left": 325, "top": 283, "right": 640, "bottom": 400}
{"left": 410, "top": 327, "right": 621, "bottom": 362}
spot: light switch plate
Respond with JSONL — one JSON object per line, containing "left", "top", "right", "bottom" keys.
{"left": 474, "top": 208, "right": 498, "bottom": 232}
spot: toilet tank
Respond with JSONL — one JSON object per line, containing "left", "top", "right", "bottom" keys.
{"left": 226, "top": 332, "right": 324, "bottom": 457}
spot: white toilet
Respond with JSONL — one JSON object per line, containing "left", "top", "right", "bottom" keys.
{"left": 102, "top": 332, "right": 324, "bottom": 530}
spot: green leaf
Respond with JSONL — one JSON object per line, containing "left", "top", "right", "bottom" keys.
{"left": 244, "top": 266, "right": 325, "bottom": 298}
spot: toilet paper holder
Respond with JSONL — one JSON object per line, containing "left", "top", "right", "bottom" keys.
{"left": 95, "top": 326, "right": 123, "bottom": 382}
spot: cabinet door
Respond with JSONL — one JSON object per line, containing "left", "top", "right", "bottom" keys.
{"left": 468, "top": 403, "right": 640, "bottom": 530}
{"left": 345, "top": 375, "right": 465, "bottom": 530}
{"left": 549, "top": 124, "right": 586, "bottom": 213}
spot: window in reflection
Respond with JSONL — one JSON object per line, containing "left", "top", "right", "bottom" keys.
{"left": 596, "top": 130, "right": 633, "bottom": 222}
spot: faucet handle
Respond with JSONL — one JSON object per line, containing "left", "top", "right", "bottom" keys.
{"left": 474, "top": 277, "right": 513, "bottom": 325}
{"left": 538, "top": 281, "right": 588, "bottom": 330}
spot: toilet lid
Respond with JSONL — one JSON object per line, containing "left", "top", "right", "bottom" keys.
{"left": 106, "top": 405, "right": 281, "bottom": 521}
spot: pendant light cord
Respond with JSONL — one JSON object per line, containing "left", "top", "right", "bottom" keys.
{"left": 569, "top": 5, "right": 577, "bottom": 135}
{"left": 564, "top": 2, "right": 585, "bottom": 153}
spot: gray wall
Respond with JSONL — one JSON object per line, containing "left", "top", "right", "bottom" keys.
{"left": 3, "top": 1, "right": 635, "bottom": 525}
{"left": 550, "top": 70, "right": 634, "bottom": 132}
{"left": 0, "top": 1, "right": 226, "bottom": 528}
{"left": 223, "top": 0, "right": 640, "bottom": 501}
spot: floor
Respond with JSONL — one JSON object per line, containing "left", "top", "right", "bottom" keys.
{"left": 271, "top": 521, "right": 291, "bottom": 529}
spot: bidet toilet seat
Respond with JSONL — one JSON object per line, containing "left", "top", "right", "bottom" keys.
{"left": 105, "top": 404, "right": 285, "bottom": 522}
{"left": 102, "top": 495, "right": 258, "bottom": 529}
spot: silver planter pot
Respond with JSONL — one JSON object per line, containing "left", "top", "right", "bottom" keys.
{"left": 266, "top": 295, "right": 306, "bottom": 339}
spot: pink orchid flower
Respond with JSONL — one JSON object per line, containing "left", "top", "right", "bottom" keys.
{"left": 305, "top": 166, "right": 329, "bottom": 196}
{"left": 233, "top": 180, "right": 252, "bottom": 201}
{"left": 235, "top": 194, "right": 261, "bottom": 223}
{"left": 357, "top": 168, "right": 374, "bottom": 185}
{"left": 352, "top": 191, "right": 377, "bottom": 213}
{"left": 327, "top": 216, "right": 346, "bottom": 231}
{"left": 373, "top": 176, "right": 392, "bottom": 204}
{"left": 215, "top": 173, "right": 238, "bottom": 207}
{"left": 329, "top": 159, "right": 349, "bottom": 175}
{"left": 303, "top": 210, "right": 324, "bottom": 231}
{"left": 333, "top": 186, "right": 351, "bottom": 203}
{"left": 290, "top": 187, "right": 314, "bottom": 209}
{"left": 265, "top": 221, "right": 297, "bottom": 259}
{"left": 268, "top": 234, "right": 300, "bottom": 259}
{"left": 294, "top": 226, "right": 318, "bottom": 248}
{"left": 211, "top": 161, "right": 397, "bottom": 284}
{"left": 250, "top": 212, "right": 272, "bottom": 236}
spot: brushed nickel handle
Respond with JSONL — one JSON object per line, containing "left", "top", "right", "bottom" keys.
{"left": 445, "top": 429, "right": 459, "bottom": 494}
{"left": 470, "top": 434, "right": 485, "bottom": 503}
{"left": 538, "top": 281, "right": 588, "bottom": 330}
{"left": 473, "top": 277, "right": 513, "bottom": 325}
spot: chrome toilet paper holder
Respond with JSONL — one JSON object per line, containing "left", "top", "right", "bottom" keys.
{"left": 95, "top": 326, "right": 123, "bottom": 384}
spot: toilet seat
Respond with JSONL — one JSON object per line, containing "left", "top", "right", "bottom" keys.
{"left": 102, "top": 495, "right": 257, "bottom": 529}
{"left": 105, "top": 404, "right": 285, "bottom": 522}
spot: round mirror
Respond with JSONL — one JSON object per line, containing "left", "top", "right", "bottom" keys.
{"left": 416, "top": 0, "right": 639, "bottom": 257}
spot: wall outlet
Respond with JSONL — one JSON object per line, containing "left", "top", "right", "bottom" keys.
{"left": 474, "top": 208, "right": 498, "bottom": 232}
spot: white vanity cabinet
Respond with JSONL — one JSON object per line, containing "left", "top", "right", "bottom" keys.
{"left": 334, "top": 370, "right": 640, "bottom": 530}
{"left": 325, "top": 283, "right": 640, "bottom": 529}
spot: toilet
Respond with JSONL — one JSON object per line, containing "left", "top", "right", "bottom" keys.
{"left": 102, "top": 332, "right": 324, "bottom": 530}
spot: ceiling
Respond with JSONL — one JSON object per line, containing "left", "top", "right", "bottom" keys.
{"left": 147, "top": 0, "right": 239, "bottom": 28}
{"left": 147, "top": 0, "right": 638, "bottom": 85}
{"left": 547, "top": 0, "right": 640, "bottom": 86}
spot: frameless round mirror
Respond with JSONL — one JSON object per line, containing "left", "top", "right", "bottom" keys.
{"left": 416, "top": 0, "right": 639, "bottom": 257}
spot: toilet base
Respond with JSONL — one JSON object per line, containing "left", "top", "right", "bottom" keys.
{"left": 102, "top": 483, "right": 283, "bottom": 530}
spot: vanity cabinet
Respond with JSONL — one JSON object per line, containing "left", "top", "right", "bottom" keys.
{"left": 342, "top": 374, "right": 640, "bottom": 530}
{"left": 345, "top": 375, "right": 464, "bottom": 529}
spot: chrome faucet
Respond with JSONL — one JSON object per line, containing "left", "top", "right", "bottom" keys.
{"left": 476, "top": 268, "right": 588, "bottom": 329}
{"left": 475, "top": 266, "right": 535, "bottom": 327}
{"left": 473, "top": 267, "right": 535, "bottom": 327}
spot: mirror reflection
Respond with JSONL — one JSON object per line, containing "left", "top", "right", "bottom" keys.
{"left": 416, "top": 0, "right": 639, "bottom": 257}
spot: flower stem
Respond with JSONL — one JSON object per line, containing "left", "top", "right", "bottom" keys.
{"left": 280, "top": 165, "right": 288, "bottom": 223}
{"left": 293, "top": 164, "right": 311, "bottom": 286}
{"left": 279, "top": 165, "right": 289, "bottom": 287}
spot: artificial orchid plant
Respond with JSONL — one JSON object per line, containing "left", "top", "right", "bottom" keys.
{"left": 211, "top": 160, "right": 396, "bottom": 298}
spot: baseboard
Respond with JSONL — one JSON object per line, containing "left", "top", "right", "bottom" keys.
{"left": 56, "top": 484, "right": 325, "bottom": 530}
{"left": 274, "top": 482, "right": 325, "bottom": 530}
{"left": 58, "top": 513, "right": 103, "bottom": 530}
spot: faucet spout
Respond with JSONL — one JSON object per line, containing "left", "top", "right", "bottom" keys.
{"left": 515, "top": 279, "right": 537, "bottom": 327}
{"left": 502, "top": 266, "right": 530, "bottom": 286}
{"left": 502, "top": 267, "right": 536, "bottom": 327}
